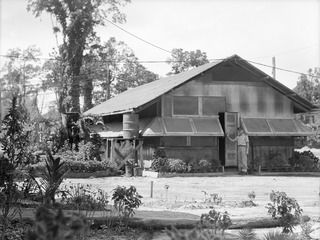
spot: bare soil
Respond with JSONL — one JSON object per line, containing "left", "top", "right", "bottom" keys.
{"left": 65, "top": 176, "right": 320, "bottom": 219}
{"left": 65, "top": 175, "right": 320, "bottom": 239}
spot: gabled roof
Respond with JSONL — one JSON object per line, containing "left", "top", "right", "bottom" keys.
{"left": 83, "top": 59, "right": 223, "bottom": 116}
{"left": 83, "top": 55, "right": 315, "bottom": 116}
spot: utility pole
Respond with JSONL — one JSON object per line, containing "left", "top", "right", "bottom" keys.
{"left": 0, "top": 77, "right": 2, "bottom": 128}
{"left": 272, "top": 56, "right": 276, "bottom": 79}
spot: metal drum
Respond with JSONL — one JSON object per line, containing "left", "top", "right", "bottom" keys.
{"left": 122, "top": 113, "right": 139, "bottom": 139}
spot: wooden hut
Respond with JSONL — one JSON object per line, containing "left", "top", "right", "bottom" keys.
{"left": 83, "top": 55, "right": 315, "bottom": 171}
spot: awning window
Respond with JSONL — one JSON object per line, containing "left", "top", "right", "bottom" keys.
{"left": 142, "top": 117, "right": 224, "bottom": 136}
{"left": 141, "top": 118, "right": 164, "bottom": 136}
{"left": 268, "top": 119, "right": 297, "bottom": 133}
{"left": 193, "top": 118, "right": 224, "bottom": 136}
{"left": 242, "top": 118, "right": 271, "bottom": 133}
{"left": 242, "top": 118, "right": 314, "bottom": 136}
{"left": 164, "top": 118, "right": 193, "bottom": 133}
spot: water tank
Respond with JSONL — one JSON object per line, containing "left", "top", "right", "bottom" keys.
{"left": 122, "top": 113, "right": 139, "bottom": 139}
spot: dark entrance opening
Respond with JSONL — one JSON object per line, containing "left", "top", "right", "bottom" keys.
{"left": 218, "top": 112, "right": 225, "bottom": 166}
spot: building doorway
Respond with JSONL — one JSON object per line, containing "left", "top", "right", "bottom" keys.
{"left": 224, "top": 112, "right": 238, "bottom": 168}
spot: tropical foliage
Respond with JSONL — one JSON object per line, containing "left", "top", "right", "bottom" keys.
{"left": 266, "top": 191, "right": 303, "bottom": 233}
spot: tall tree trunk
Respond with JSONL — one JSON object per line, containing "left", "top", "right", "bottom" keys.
{"left": 83, "top": 76, "right": 93, "bottom": 111}
{"left": 69, "top": 74, "right": 80, "bottom": 112}
{"left": 68, "top": 36, "right": 84, "bottom": 113}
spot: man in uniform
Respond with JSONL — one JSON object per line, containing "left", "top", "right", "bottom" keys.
{"left": 227, "top": 127, "right": 249, "bottom": 174}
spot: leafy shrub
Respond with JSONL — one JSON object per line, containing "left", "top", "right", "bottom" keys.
{"left": 289, "top": 151, "right": 319, "bottom": 171}
{"left": 64, "top": 160, "right": 110, "bottom": 173}
{"left": 30, "top": 159, "right": 114, "bottom": 174}
{"left": 200, "top": 209, "right": 232, "bottom": 236}
{"left": 0, "top": 221, "right": 27, "bottom": 240}
{"left": 26, "top": 206, "right": 88, "bottom": 240}
{"left": 151, "top": 150, "right": 169, "bottom": 172}
{"left": 211, "top": 159, "right": 221, "bottom": 168}
{"left": 199, "top": 159, "right": 211, "bottom": 172}
{"left": 60, "top": 183, "right": 109, "bottom": 217}
{"left": 190, "top": 159, "right": 221, "bottom": 173}
{"left": 266, "top": 191, "right": 303, "bottom": 233}
{"left": 268, "top": 152, "right": 288, "bottom": 170}
{"left": 167, "top": 158, "right": 187, "bottom": 173}
{"left": 112, "top": 186, "right": 142, "bottom": 218}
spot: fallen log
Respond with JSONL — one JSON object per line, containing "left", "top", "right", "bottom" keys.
{"left": 90, "top": 215, "right": 310, "bottom": 230}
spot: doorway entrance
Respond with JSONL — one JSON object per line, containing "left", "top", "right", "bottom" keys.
{"left": 222, "top": 112, "right": 238, "bottom": 168}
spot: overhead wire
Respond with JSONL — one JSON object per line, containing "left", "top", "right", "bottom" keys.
{"left": 104, "top": 19, "right": 172, "bottom": 54}
{"left": 245, "top": 59, "right": 318, "bottom": 78}
{"left": 0, "top": 53, "right": 317, "bottom": 79}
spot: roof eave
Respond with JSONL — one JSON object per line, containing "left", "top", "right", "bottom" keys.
{"left": 82, "top": 108, "right": 134, "bottom": 117}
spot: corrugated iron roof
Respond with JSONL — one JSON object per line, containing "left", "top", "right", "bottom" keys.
{"left": 83, "top": 59, "right": 223, "bottom": 116}
{"left": 83, "top": 55, "right": 315, "bottom": 116}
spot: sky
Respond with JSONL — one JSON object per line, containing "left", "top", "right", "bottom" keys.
{"left": 0, "top": 0, "right": 319, "bottom": 95}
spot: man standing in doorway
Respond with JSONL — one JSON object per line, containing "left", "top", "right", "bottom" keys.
{"left": 227, "top": 127, "right": 249, "bottom": 174}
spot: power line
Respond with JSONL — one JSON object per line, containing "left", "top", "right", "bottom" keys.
{"left": 0, "top": 54, "right": 197, "bottom": 63}
{"left": 245, "top": 59, "right": 318, "bottom": 78}
{"left": 0, "top": 53, "right": 318, "bottom": 78}
{"left": 105, "top": 19, "right": 172, "bottom": 54}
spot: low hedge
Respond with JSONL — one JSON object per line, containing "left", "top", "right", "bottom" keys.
{"left": 289, "top": 150, "right": 320, "bottom": 172}
{"left": 151, "top": 157, "right": 221, "bottom": 173}
{"left": 29, "top": 159, "right": 116, "bottom": 174}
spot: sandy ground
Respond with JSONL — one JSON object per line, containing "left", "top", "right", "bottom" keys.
{"left": 65, "top": 176, "right": 320, "bottom": 219}
{"left": 64, "top": 175, "right": 320, "bottom": 239}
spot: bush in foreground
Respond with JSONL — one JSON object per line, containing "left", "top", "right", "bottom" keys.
{"left": 266, "top": 191, "right": 303, "bottom": 233}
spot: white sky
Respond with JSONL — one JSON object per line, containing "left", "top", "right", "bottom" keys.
{"left": 0, "top": 0, "right": 319, "bottom": 92}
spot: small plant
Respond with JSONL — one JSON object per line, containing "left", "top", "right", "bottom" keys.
{"left": 151, "top": 149, "right": 169, "bottom": 172}
{"left": 60, "top": 183, "right": 109, "bottom": 218}
{"left": 237, "top": 228, "right": 258, "bottom": 240}
{"left": 219, "top": 211, "right": 232, "bottom": 236}
{"left": 242, "top": 191, "right": 257, "bottom": 207}
{"left": 248, "top": 191, "right": 256, "bottom": 201}
{"left": 200, "top": 209, "right": 232, "bottom": 236}
{"left": 39, "top": 150, "right": 69, "bottom": 204}
{"left": 266, "top": 191, "right": 303, "bottom": 233}
{"left": 26, "top": 206, "right": 88, "bottom": 240}
{"left": 299, "top": 220, "right": 318, "bottom": 240}
{"left": 263, "top": 230, "right": 298, "bottom": 240}
{"left": 199, "top": 159, "right": 211, "bottom": 172}
{"left": 167, "top": 158, "right": 187, "bottom": 173}
{"left": 201, "top": 209, "right": 220, "bottom": 234}
{"left": 112, "top": 186, "right": 142, "bottom": 218}
{"left": 202, "top": 191, "right": 223, "bottom": 205}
